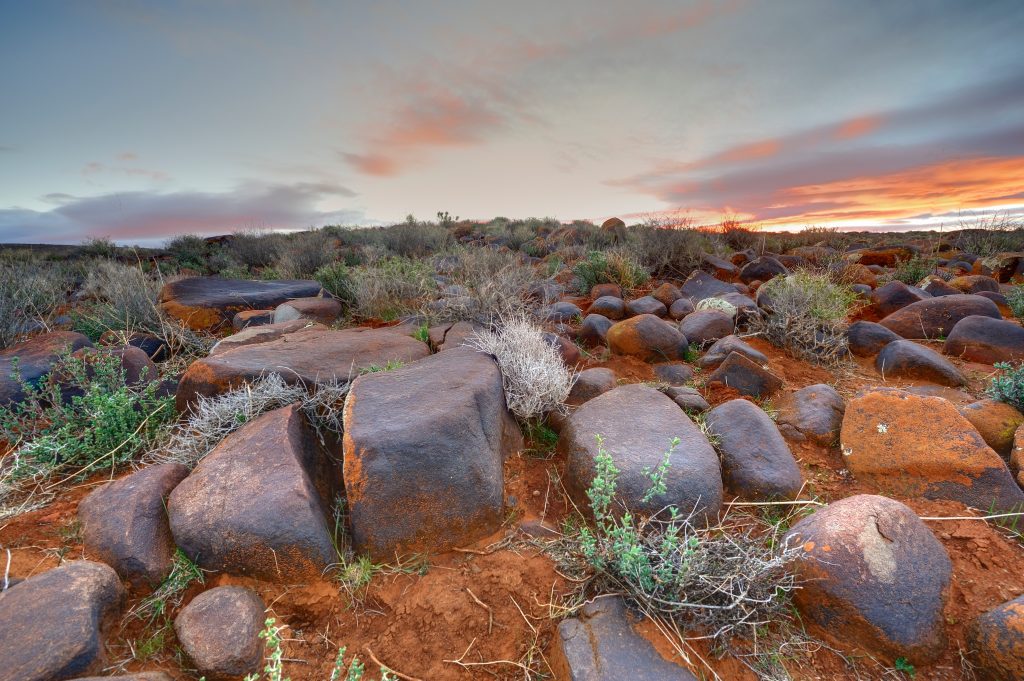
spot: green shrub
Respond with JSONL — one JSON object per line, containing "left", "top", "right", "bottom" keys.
{"left": 0, "top": 350, "right": 174, "bottom": 483}
{"left": 751, "top": 271, "right": 857, "bottom": 365}
{"left": 165, "top": 234, "right": 210, "bottom": 271}
{"left": 275, "top": 230, "right": 337, "bottom": 279}
{"left": 347, "top": 257, "right": 436, "bottom": 320}
{"left": 229, "top": 229, "right": 283, "bottom": 268}
{"left": 890, "top": 255, "right": 937, "bottom": 285}
{"left": 987, "top": 362, "right": 1024, "bottom": 412}
{"left": 315, "top": 262, "right": 355, "bottom": 307}
{"left": 571, "top": 249, "right": 648, "bottom": 295}
{"left": 1007, "top": 286, "right": 1024, "bottom": 320}
{"left": 80, "top": 237, "right": 119, "bottom": 259}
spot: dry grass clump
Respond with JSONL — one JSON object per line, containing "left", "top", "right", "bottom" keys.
{"left": 0, "top": 257, "right": 77, "bottom": 348}
{"left": 229, "top": 229, "right": 284, "bottom": 268}
{"left": 953, "top": 212, "right": 1024, "bottom": 256}
{"left": 749, "top": 271, "right": 857, "bottom": 365}
{"left": 274, "top": 229, "right": 338, "bottom": 278}
{"left": 346, "top": 256, "right": 436, "bottom": 320}
{"left": 80, "top": 260, "right": 163, "bottom": 333}
{"left": 624, "top": 223, "right": 714, "bottom": 277}
{"left": 152, "top": 373, "right": 349, "bottom": 468}
{"left": 427, "top": 246, "right": 545, "bottom": 323}
{"left": 467, "top": 314, "right": 576, "bottom": 420}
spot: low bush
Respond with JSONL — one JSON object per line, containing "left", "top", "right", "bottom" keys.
{"left": 165, "top": 234, "right": 210, "bottom": 271}
{"left": 0, "top": 350, "right": 174, "bottom": 516}
{"left": 427, "top": 246, "right": 543, "bottom": 324}
{"left": 890, "top": 255, "right": 938, "bottom": 285}
{"left": 314, "top": 261, "right": 356, "bottom": 307}
{"left": 275, "top": 230, "right": 337, "bottom": 279}
{"left": 987, "top": 362, "right": 1024, "bottom": 412}
{"left": 625, "top": 225, "right": 713, "bottom": 277}
{"left": 551, "top": 434, "right": 799, "bottom": 651}
{"left": 751, "top": 271, "right": 857, "bottom": 365}
{"left": 346, "top": 256, "right": 436, "bottom": 321}
{"left": 571, "top": 249, "right": 648, "bottom": 295}
{"left": 0, "top": 258, "right": 77, "bottom": 348}
{"left": 229, "top": 229, "right": 284, "bottom": 268}
{"left": 1007, "top": 286, "right": 1024, "bottom": 320}
{"left": 76, "top": 261, "right": 163, "bottom": 339}
{"left": 467, "top": 314, "right": 576, "bottom": 420}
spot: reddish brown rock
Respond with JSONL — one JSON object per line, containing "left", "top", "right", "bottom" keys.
{"left": 606, "top": 314, "right": 688, "bottom": 361}
{"left": 706, "top": 351, "right": 782, "bottom": 398}
{"left": 0, "top": 561, "right": 126, "bottom": 681}
{"left": 577, "top": 313, "right": 613, "bottom": 347}
{"left": 177, "top": 327, "right": 429, "bottom": 412}
{"left": 944, "top": 315, "right": 1024, "bottom": 364}
{"left": 869, "top": 280, "right": 930, "bottom": 317}
{"left": 79, "top": 463, "right": 189, "bottom": 593}
{"left": 174, "top": 586, "right": 265, "bottom": 681}
{"left": 651, "top": 282, "right": 683, "bottom": 308}
{"left": 875, "top": 339, "right": 966, "bottom": 387}
{"left": 840, "top": 388, "right": 1024, "bottom": 510}
{"left": 273, "top": 296, "right": 342, "bottom": 325}
{"left": 587, "top": 295, "right": 625, "bottom": 320}
{"left": 851, "top": 246, "right": 916, "bottom": 267}
{"left": 343, "top": 348, "right": 522, "bottom": 560}
{"left": 566, "top": 367, "right": 617, "bottom": 406}
{"left": 947, "top": 274, "right": 1000, "bottom": 294}
{"left": 168, "top": 404, "right": 338, "bottom": 581}
{"left": 957, "top": 399, "right": 1024, "bottom": 457}
{"left": 878, "top": 294, "right": 1001, "bottom": 339}
{"left": 786, "top": 495, "right": 950, "bottom": 664}
{"left": 847, "top": 321, "right": 901, "bottom": 357}
{"left": 231, "top": 309, "right": 274, "bottom": 330}
{"left": 969, "top": 594, "right": 1024, "bottom": 680}
{"left": 590, "top": 283, "right": 622, "bottom": 299}
{"left": 159, "top": 277, "right": 323, "bottom": 331}
{"left": 776, "top": 384, "right": 845, "bottom": 446}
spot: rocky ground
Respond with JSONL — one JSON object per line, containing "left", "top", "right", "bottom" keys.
{"left": 4, "top": 224, "right": 1024, "bottom": 680}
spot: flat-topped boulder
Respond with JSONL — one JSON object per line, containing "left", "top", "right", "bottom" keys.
{"left": 875, "top": 339, "right": 966, "bottom": 387}
{"left": 840, "top": 387, "right": 1024, "bottom": 510}
{"left": 878, "top": 294, "right": 1001, "bottom": 339}
{"left": 680, "top": 270, "right": 736, "bottom": 302}
{"left": 0, "top": 561, "right": 125, "bottom": 681}
{"left": 209, "top": 319, "right": 326, "bottom": 356}
{"left": 159, "top": 277, "right": 324, "bottom": 331}
{"left": 168, "top": 404, "right": 337, "bottom": 581}
{"left": 559, "top": 384, "right": 722, "bottom": 521}
{"left": 0, "top": 330, "right": 92, "bottom": 406}
{"left": 176, "top": 327, "right": 429, "bottom": 412}
{"left": 343, "top": 347, "right": 522, "bottom": 560}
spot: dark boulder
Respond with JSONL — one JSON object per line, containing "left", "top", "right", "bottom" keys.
{"left": 159, "top": 277, "right": 324, "bottom": 331}
{"left": 876, "top": 339, "right": 966, "bottom": 387}
{"left": 680, "top": 270, "right": 736, "bottom": 302}
{"left": 587, "top": 296, "right": 625, "bottom": 320}
{"left": 174, "top": 586, "right": 265, "bottom": 681}
{"left": 869, "top": 280, "right": 930, "bottom": 317}
{"left": 678, "top": 310, "right": 733, "bottom": 347}
{"left": 273, "top": 296, "right": 342, "bottom": 325}
{"left": 577, "top": 313, "right": 614, "bottom": 347}
{"left": 847, "top": 321, "right": 901, "bottom": 357}
{"left": 944, "top": 315, "right": 1024, "bottom": 364}
{"left": 699, "top": 334, "right": 768, "bottom": 369}
{"left": 652, "top": 362, "right": 694, "bottom": 386}
{"left": 775, "top": 384, "right": 845, "bottom": 446}
{"left": 878, "top": 294, "right": 1001, "bottom": 339}
{"left": 567, "top": 368, "right": 617, "bottom": 406}
{"left": 0, "top": 330, "right": 93, "bottom": 406}
{"left": 625, "top": 296, "right": 667, "bottom": 318}
{"left": 739, "top": 256, "right": 788, "bottom": 284}
{"left": 667, "top": 297, "right": 695, "bottom": 320}
{"left": 607, "top": 315, "right": 688, "bottom": 362}
{"left": 968, "top": 594, "right": 1024, "bottom": 680}
{"left": 706, "top": 351, "right": 782, "bottom": 398}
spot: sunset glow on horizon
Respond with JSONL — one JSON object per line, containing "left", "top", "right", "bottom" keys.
{"left": 1, "top": 1, "right": 1023, "bottom": 244}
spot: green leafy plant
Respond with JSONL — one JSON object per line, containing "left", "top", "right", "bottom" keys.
{"left": 987, "top": 362, "right": 1024, "bottom": 412}
{"left": 571, "top": 249, "right": 648, "bottom": 295}
{"left": 894, "top": 656, "right": 916, "bottom": 677}
{"left": 413, "top": 323, "right": 430, "bottom": 344}
{"left": 641, "top": 436, "right": 678, "bottom": 503}
{"left": 0, "top": 349, "right": 174, "bottom": 483}
{"left": 1007, "top": 286, "right": 1024, "bottom": 320}
{"left": 315, "top": 262, "right": 356, "bottom": 308}
{"left": 890, "top": 255, "right": 937, "bottom": 285}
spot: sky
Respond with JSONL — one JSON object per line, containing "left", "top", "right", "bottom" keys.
{"left": 1, "top": 0, "right": 1023, "bottom": 245}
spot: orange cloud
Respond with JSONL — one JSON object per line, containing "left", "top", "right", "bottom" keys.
{"left": 834, "top": 115, "right": 883, "bottom": 140}
{"left": 761, "top": 156, "right": 1024, "bottom": 227}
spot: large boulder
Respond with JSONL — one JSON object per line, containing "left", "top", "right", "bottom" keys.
{"left": 957, "top": 399, "right": 1024, "bottom": 457}
{"left": 847, "top": 321, "right": 901, "bottom": 357}
{"left": 875, "top": 339, "right": 966, "bottom": 386}
{"left": 840, "top": 388, "right": 1024, "bottom": 510}
{"left": 705, "top": 351, "right": 782, "bottom": 398}
{"left": 775, "top": 384, "right": 845, "bottom": 446}
{"left": 947, "top": 274, "right": 999, "bottom": 294}
{"left": 176, "top": 327, "right": 429, "bottom": 412}
{"left": 342, "top": 348, "right": 522, "bottom": 560}
{"left": 968, "top": 594, "right": 1024, "bottom": 680}
{"left": 606, "top": 314, "right": 688, "bottom": 362}
{"left": 0, "top": 561, "right": 125, "bottom": 681}
{"left": 851, "top": 246, "right": 916, "bottom": 267}
{"left": 739, "top": 256, "right": 788, "bottom": 284}
{"left": 869, "top": 280, "right": 931, "bottom": 317}
{"left": 0, "top": 330, "right": 93, "bottom": 406}
{"left": 698, "top": 334, "right": 767, "bottom": 369}
{"left": 78, "top": 463, "right": 189, "bottom": 593}
{"left": 209, "top": 319, "right": 325, "bottom": 355}
{"left": 168, "top": 404, "right": 337, "bottom": 581}
{"left": 559, "top": 384, "right": 722, "bottom": 521}
{"left": 174, "top": 586, "right": 265, "bottom": 681}
{"left": 680, "top": 270, "right": 736, "bottom": 302}
{"left": 944, "top": 315, "right": 1024, "bottom": 364}
{"left": 786, "top": 495, "right": 950, "bottom": 663}
{"left": 878, "top": 294, "right": 1001, "bottom": 339}
{"left": 677, "top": 310, "right": 733, "bottom": 347}
{"left": 552, "top": 597, "right": 697, "bottom": 681}
{"left": 159, "top": 277, "right": 324, "bottom": 331}
{"left": 704, "top": 399, "right": 802, "bottom": 499}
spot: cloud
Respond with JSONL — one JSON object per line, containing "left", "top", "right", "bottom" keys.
{"left": 342, "top": 1, "right": 743, "bottom": 177}
{"left": 611, "top": 73, "right": 1024, "bottom": 226}
{"left": 81, "top": 155, "right": 173, "bottom": 183}
{"left": 0, "top": 180, "right": 364, "bottom": 245}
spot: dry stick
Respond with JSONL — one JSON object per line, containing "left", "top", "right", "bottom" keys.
{"left": 364, "top": 646, "right": 424, "bottom": 681}
{"left": 466, "top": 587, "right": 493, "bottom": 634}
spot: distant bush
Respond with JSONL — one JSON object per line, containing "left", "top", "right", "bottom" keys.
{"left": 165, "top": 234, "right": 210, "bottom": 271}
{"left": 751, "top": 271, "right": 857, "bottom": 365}
{"left": 275, "top": 230, "right": 336, "bottom": 279}
{"left": 988, "top": 362, "right": 1024, "bottom": 412}
{"left": 953, "top": 213, "right": 1024, "bottom": 256}
{"left": 428, "top": 246, "right": 543, "bottom": 323}
{"left": 719, "top": 219, "right": 761, "bottom": 251}
{"left": 467, "top": 314, "right": 576, "bottom": 420}
{"left": 229, "top": 229, "right": 283, "bottom": 268}
{"left": 624, "top": 226, "right": 711, "bottom": 277}
{"left": 80, "top": 236, "right": 119, "bottom": 259}
{"left": 347, "top": 256, "right": 435, "bottom": 320}
{"left": 0, "top": 259, "right": 76, "bottom": 348}
{"left": 890, "top": 255, "right": 937, "bottom": 285}
{"left": 75, "top": 261, "right": 163, "bottom": 339}
{"left": 572, "top": 249, "right": 648, "bottom": 295}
